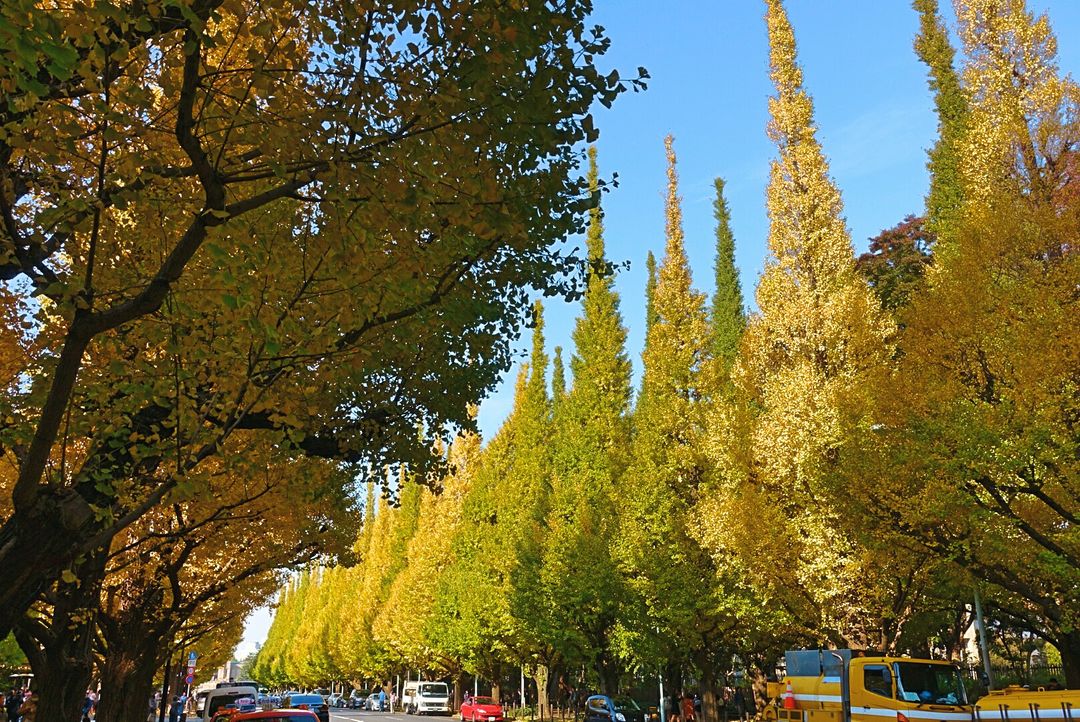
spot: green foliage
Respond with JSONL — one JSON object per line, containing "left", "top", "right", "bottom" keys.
{"left": 254, "top": 0, "right": 1080, "bottom": 695}
{"left": 0, "top": 633, "right": 27, "bottom": 674}
{"left": 541, "top": 146, "right": 632, "bottom": 689}
{"left": 913, "top": 0, "right": 970, "bottom": 242}
{"left": 614, "top": 136, "right": 717, "bottom": 671}
{"left": 710, "top": 178, "right": 746, "bottom": 375}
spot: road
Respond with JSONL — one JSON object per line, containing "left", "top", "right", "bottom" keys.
{"left": 328, "top": 710, "right": 454, "bottom": 722}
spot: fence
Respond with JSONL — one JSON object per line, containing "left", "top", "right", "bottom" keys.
{"left": 963, "top": 664, "right": 1066, "bottom": 691}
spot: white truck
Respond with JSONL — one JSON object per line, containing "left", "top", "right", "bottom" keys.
{"left": 402, "top": 680, "right": 451, "bottom": 715}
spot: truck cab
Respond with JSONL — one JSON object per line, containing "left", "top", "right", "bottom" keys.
{"left": 402, "top": 680, "right": 450, "bottom": 715}
{"left": 765, "top": 650, "right": 970, "bottom": 722}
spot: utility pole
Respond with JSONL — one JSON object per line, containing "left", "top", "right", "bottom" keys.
{"left": 159, "top": 653, "right": 173, "bottom": 722}
{"left": 974, "top": 588, "right": 994, "bottom": 690}
{"left": 659, "top": 671, "right": 666, "bottom": 722}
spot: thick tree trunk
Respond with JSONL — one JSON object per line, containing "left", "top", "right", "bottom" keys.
{"left": 0, "top": 492, "right": 98, "bottom": 639}
{"left": 697, "top": 657, "right": 719, "bottom": 722}
{"left": 597, "top": 654, "right": 619, "bottom": 696}
{"left": 749, "top": 659, "right": 770, "bottom": 716}
{"left": 454, "top": 672, "right": 464, "bottom": 712}
{"left": 96, "top": 579, "right": 169, "bottom": 722}
{"left": 15, "top": 547, "right": 107, "bottom": 722}
{"left": 534, "top": 664, "right": 551, "bottom": 713}
{"left": 33, "top": 650, "right": 94, "bottom": 722}
{"left": 1060, "top": 630, "right": 1080, "bottom": 690}
{"left": 491, "top": 662, "right": 502, "bottom": 703}
{"left": 96, "top": 638, "right": 160, "bottom": 722}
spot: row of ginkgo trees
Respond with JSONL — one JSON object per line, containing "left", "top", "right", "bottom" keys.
{"left": 254, "top": 0, "right": 1080, "bottom": 706}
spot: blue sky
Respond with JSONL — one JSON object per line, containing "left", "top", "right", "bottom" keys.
{"left": 472, "top": 0, "right": 1080, "bottom": 438}
{"left": 236, "top": 0, "right": 1080, "bottom": 661}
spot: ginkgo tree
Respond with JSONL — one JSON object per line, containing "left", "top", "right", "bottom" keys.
{"left": 0, "top": 0, "right": 642, "bottom": 639}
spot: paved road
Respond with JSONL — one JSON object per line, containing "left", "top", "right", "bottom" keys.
{"left": 328, "top": 709, "right": 453, "bottom": 722}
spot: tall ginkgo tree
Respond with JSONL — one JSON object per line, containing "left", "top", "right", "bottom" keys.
{"left": 852, "top": 0, "right": 1080, "bottom": 685}
{"left": 710, "top": 0, "right": 899, "bottom": 649}
{"left": 616, "top": 138, "right": 737, "bottom": 715}
{"left": 540, "top": 147, "right": 632, "bottom": 692}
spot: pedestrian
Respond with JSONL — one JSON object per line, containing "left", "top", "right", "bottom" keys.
{"left": 5, "top": 689, "right": 21, "bottom": 722}
{"left": 16, "top": 693, "right": 36, "bottom": 722}
{"left": 667, "top": 694, "right": 680, "bottom": 722}
{"left": 379, "top": 688, "right": 387, "bottom": 712}
{"left": 391, "top": 692, "right": 398, "bottom": 712}
{"left": 680, "top": 692, "right": 695, "bottom": 722}
{"left": 82, "top": 691, "right": 95, "bottom": 722}
{"left": 733, "top": 688, "right": 746, "bottom": 722}
{"left": 168, "top": 695, "right": 181, "bottom": 722}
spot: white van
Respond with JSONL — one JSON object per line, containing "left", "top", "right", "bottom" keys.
{"left": 202, "top": 684, "right": 259, "bottom": 720}
{"left": 402, "top": 680, "right": 450, "bottom": 715}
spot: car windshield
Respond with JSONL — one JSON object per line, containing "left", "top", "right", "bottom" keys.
{"left": 421, "top": 684, "right": 447, "bottom": 697}
{"left": 473, "top": 697, "right": 497, "bottom": 706}
{"left": 894, "top": 662, "right": 967, "bottom": 706}
{"left": 612, "top": 697, "right": 641, "bottom": 711}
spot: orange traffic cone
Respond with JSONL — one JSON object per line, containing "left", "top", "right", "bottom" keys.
{"left": 782, "top": 681, "right": 796, "bottom": 710}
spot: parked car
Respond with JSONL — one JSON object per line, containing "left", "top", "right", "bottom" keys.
{"left": 349, "top": 692, "right": 367, "bottom": 709}
{"left": 460, "top": 696, "right": 504, "bottom": 722}
{"left": 367, "top": 693, "right": 385, "bottom": 711}
{"left": 233, "top": 711, "right": 318, "bottom": 722}
{"left": 583, "top": 696, "right": 647, "bottom": 722}
{"left": 282, "top": 694, "right": 329, "bottom": 722}
{"left": 327, "top": 694, "right": 345, "bottom": 708}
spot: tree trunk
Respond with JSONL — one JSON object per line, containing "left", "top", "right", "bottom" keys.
{"left": 454, "top": 672, "right": 464, "bottom": 712}
{"left": 749, "top": 659, "right": 770, "bottom": 716}
{"left": 96, "top": 579, "right": 168, "bottom": 722}
{"left": 597, "top": 653, "right": 619, "bottom": 696}
{"left": 491, "top": 662, "right": 502, "bottom": 704}
{"left": 535, "top": 664, "right": 551, "bottom": 713}
{"left": 664, "top": 663, "right": 682, "bottom": 719}
{"left": 697, "top": 655, "right": 719, "bottom": 722}
{"left": 32, "top": 649, "right": 94, "bottom": 722}
{"left": 0, "top": 492, "right": 98, "bottom": 639}
{"left": 1060, "top": 630, "right": 1080, "bottom": 690}
{"left": 96, "top": 635, "right": 160, "bottom": 722}
{"left": 15, "top": 548, "right": 107, "bottom": 722}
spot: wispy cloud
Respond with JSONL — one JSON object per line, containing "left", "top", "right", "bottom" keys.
{"left": 822, "top": 101, "right": 935, "bottom": 179}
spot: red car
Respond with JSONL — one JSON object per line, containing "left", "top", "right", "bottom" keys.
{"left": 233, "top": 711, "right": 318, "bottom": 722}
{"left": 460, "top": 697, "right": 504, "bottom": 722}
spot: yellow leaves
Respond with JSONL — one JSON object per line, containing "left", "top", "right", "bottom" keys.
{"left": 955, "top": 0, "right": 1078, "bottom": 206}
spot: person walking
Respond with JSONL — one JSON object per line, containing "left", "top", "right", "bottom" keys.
{"left": 168, "top": 695, "right": 181, "bottom": 722}
{"left": 680, "top": 692, "right": 695, "bottom": 722}
{"left": 16, "top": 692, "right": 36, "bottom": 722}
{"left": 5, "top": 690, "right": 21, "bottom": 722}
{"left": 379, "top": 688, "right": 387, "bottom": 712}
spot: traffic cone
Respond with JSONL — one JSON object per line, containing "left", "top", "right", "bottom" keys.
{"left": 782, "top": 681, "right": 796, "bottom": 710}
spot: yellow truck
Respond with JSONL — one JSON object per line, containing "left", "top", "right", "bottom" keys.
{"left": 762, "top": 649, "right": 1078, "bottom": 722}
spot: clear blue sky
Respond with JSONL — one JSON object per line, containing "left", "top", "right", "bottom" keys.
{"left": 237, "top": 0, "right": 1080, "bottom": 660}
{"left": 473, "top": 0, "right": 1080, "bottom": 438}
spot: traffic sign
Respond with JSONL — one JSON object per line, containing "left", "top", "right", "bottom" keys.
{"left": 185, "top": 674, "right": 194, "bottom": 685}
{"left": 188, "top": 651, "right": 197, "bottom": 661}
